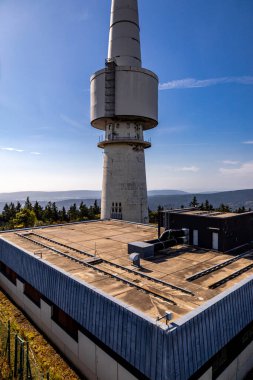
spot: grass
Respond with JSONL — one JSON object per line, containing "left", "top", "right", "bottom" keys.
{"left": 0, "top": 289, "right": 82, "bottom": 379}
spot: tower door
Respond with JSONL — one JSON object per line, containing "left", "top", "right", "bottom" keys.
{"left": 193, "top": 230, "right": 198, "bottom": 246}
{"left": 212, "top": 232, "right": 219, "bottom": 250}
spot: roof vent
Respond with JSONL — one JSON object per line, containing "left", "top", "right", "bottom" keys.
{"left": 165, "top": 311, "right": 173, "bottom": 323}
{"left": 129, "top": 253, "right": 141, "bottom": 268}
{"left": 157, "top": 311, "right": 174, "bottom": 326}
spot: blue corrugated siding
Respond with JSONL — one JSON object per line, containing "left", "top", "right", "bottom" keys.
{"left": 1, "top": 237, "right": 253, "bottom": 380}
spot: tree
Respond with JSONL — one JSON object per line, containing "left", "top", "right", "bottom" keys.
{"left": 204, "top": 200, "right": 210, "bottom": 210}
{"left": 149, "top": 209, "right": 158, "bottom": 224}
{"left": 68, "top": 203, "right": 79, "bottom": 221}
{"left": 217, "top": 203, "right": 231, "bottom": 213}
{"left": 24, "top": 197, "right": 33, "bottom": 211}
{"left": 44, "top": 202, "right": 55, "bottom": 222}
{"left": 93, "top": 200, "right": 100, "bottom": 215}
{"left": 200, "top": 199, "right": 214, "bottom": 211}
{"left": 79, "top": 202, "right": 89, "bottom": 220}
{"left": 189, "top": 196, "right": 199, "bottom": 208}
{"left": 157, "top": 205, "right": 164, "bottom": 212}
{"left": 12, "top": 209, "right": 37, "bottom": 229}
{"left": 59, "top": 207, "right": 69, "bottom": 222}
{"left": 33, "top": 201, "right": 44, "bottom": 220}
{"left": 2, "top": 202, "right": 18, "bottom": 223}
{"left": 88, "top": 200, "right": 101, "bottom": 220}
{"left": 235, "top": 206, "right": 246, "bottom": 213}
{"left": 16, "top": 201, "right": 22, "bottom": 213}
{"left": 0, "top": 199, "right": 101, "bottom": 229}
{"left": 51, "top": 202, "right": 59, "bottom": 221}
{"left": 199, "top": 202, "right": 204, "bottom": 210}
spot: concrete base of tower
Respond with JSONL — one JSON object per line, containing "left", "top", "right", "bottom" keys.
{"left": 101, "top": 143, "right": 149, "bottom": 224}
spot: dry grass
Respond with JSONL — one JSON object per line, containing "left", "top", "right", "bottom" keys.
{"left": 0, "top": 289, "right": 82, "bottom": 379}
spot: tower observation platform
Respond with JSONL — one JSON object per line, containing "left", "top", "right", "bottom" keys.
{"left": 90, "top": 0, "right": 158, "bottom": 224}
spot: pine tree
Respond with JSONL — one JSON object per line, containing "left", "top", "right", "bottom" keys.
{"left": 79, "top": 202, "right": 89, "bottom": 219}
{"left": 157, "top": 205, "right": 164, "bottom": 212}
{"left": 59, "top": 207, "right": 69, "bottom": 222}
{"left": 2, "top": 203, "right": 16, "bottom": 222}
{"left": 190, "top": 196, "right": 199, "bottom": 208}
{"left": 199, "top": 202, "right": 204, "bottom": 210}
{"left": 204, "top": 200, "right": 210, "bottom": 211}
{"left": 24, "top": 197, "right": 33, "bottom": 211}
{"left": 51, "top": 202, "right": 59, "bottom": 221}
{"left": 93, "top": 200, "right": 100, "bottom": 215}
{"left": 33, "top": 201, "right": 44, "bottom": 220}
{"left": 16, "top": 201, "right": 22, "bottom": 213}
{"left": 218, "top": 203, "right": 231, "bottom": 212}
{"left": 44, "top": 202, "right": 54, "bottom": 222}
{"left": 68, "top": 203, "right": 79, "bottom": 221}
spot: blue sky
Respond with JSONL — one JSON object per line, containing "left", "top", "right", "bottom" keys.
{"left": 0, "top": 0, "right": 253, "bottom": 193}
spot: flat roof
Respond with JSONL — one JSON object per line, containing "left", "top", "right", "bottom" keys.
{"left": 2, "top": 220, "right": 253, "bottom": 323}
{"left": 166, "top": 209, "right": 244, "bottom": 218}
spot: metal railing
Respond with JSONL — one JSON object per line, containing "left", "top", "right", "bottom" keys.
{"left": 98, "top": 135, "right": 151, "bottom": 143}
{"left": 0, "top": 319, "right": 50, "bottom": 379}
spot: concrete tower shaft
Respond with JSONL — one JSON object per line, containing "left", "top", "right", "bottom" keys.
{"left": 90, "top": 0, "right": 158, "bottom": 224}
{"left": 101, "top": 143, "right": 149, "bottom": 223}
{"left": 108, "top": 0, "right": 141, "bottom": 67}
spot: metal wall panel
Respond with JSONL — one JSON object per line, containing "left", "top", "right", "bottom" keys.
{"left": 1, "top": 238, "right": 253, "bottom": 380}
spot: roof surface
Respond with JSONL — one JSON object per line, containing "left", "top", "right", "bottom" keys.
{"left": 2, "top": 220, "right": 253, "bottom": 322}
{"left": 182, "top": 210, "right": 240, "bottom": 218}
{"left": 167, "top": 209, "right": 243, "bottom": 218}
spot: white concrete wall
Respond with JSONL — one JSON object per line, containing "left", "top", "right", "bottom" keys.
{"left": 216, "top": 340, "right": 253, "bottom": 380}
{"left": 101, "top": 141, "right": 149, "bottom": 223}
{"left": 108, "top": 0, "right": 141, "bottom": 67}
{"left": 105, "top": 122, "right": 144, "bottom": 141}
{"left": 197, "top": 341, "right": 253, "bottom": 380}
{"left": 198, "top": 367, "right": 212, "bottom": 380}
{"left": 90, "top": 67, "right": 158, "bottom": 130}
{"left": 0, "top": 274, "right": 137, "bottom": 380}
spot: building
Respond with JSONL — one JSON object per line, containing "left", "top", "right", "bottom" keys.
{"left": 1, "top": 220, "right": 253, "bottom": 379}
{"left": 1, "top": 1, "right": 253, "bottom": 379}
{"left": 159, "top": 209, "right": 253, "bottom": 252}
{"left": 90, "top": 0, "right": 158, "bottom": 224}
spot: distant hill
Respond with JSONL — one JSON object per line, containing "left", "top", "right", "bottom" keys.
{"left": 148, "top": 190, "right": 188, "bottom": 196}
{"left": 0, "top": 190, "right": 102, "bottom": 203}
{"left": 0, "top": 189, "right": 252, "bottom": 212}
{"left": 148, "top": 189, "right": 253, "bottom": 211}
{"left": 0, "top": 189, "right": 187, "bottom": 203}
